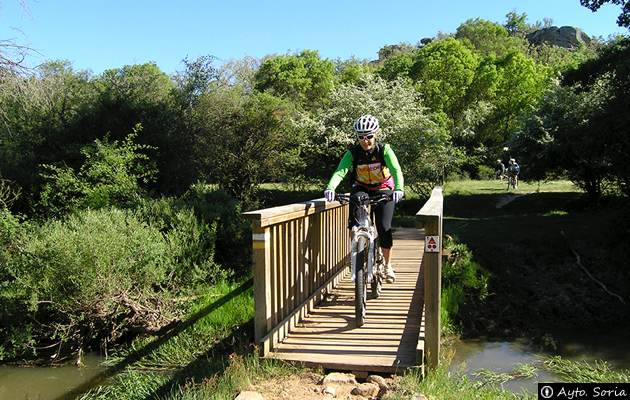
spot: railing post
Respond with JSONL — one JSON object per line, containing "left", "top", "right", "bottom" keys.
{"left": 416, "top": 187, "right": 443, "bottom": 370}
{"left": 251, "top": 223, "right": 272, "bottom": 355}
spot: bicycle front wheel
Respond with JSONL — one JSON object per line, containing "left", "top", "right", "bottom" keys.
{"left": 355, "top": 243, "right": 368, "bottom": 327}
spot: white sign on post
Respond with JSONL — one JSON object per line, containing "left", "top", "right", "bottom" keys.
{"left": 425, "top": 236, "right": 440, "bottom": 253}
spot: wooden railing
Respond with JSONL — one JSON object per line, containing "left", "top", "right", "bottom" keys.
{"left": 243, "top": 199, "right": 350, "bottom": 355}
{"left": 416, "top": 187, "right": 444, "bottom": 369}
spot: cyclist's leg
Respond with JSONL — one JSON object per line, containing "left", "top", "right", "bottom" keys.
{"left": 348, "top": 189, "right": 368, "bottom": 228}
{"left": 373, "top": 194, "right": 396, "bottom": 282}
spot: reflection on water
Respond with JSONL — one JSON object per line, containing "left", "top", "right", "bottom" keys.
{"left": 450, "top": 329, "right": 630, "bottom": 394}
{"left": 553, "top": 328, "right": 630, "bottom": 369}
{"left": 0, "top": 354, "right": 105, "bottom": 400}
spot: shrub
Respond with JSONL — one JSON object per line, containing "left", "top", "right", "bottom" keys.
{"left": 180, "top": 184, "right": 251, "bottom": 276}
{"left": 134, "top": 185, "right": 250, "bottom": 280}
{"left": 441, "top": 238, "right": 489, "bottom": 334}
{"left": 477, "top": 164, "right": 494, "bottom": 180}
{"left": 0, "top": 208, "right": 180, "bottom": 360}
{"left": 38, "top": 124, "right": 156, "bottom": 217}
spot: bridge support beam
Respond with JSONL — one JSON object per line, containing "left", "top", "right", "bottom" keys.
{"left": 252, "top": 224, "right": 272, "bottom": 355}
{"left": 416, "top": 187, "right": 443, "bottom": 370}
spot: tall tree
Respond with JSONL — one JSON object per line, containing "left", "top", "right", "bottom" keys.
{"left": 455, "top": 18, "right": 527, "bottom": 57}
{"left": 504, "top": 11, "right": 529, "bottom": 36}
{"left": 254, "top": 50, "right": 335, "bottom": 110}
{"left": 410, "top": 38, "right": 480, "bottom": 123}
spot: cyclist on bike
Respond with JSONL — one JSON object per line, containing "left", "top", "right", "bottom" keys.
{"left": 496, "top": 159, "right": 506, "bottom": 181}
{"left": 507, "top": 158, "right": 520, "bottom": 188}
{"left": 323, "top": 114, "right": 404, "bottom": 283}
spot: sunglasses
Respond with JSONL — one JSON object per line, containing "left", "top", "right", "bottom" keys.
{"left": 358, "top": 134, "right": 374, "bottom": 140}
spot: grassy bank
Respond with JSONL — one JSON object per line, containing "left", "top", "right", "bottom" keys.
{"left": 440, "top": 180, "right": 630, "bottom": 340}
{"left": 76, "top": 279, "right": 254, "bottom": 400}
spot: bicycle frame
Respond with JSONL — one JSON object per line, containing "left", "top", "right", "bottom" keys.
{"left": 350, "top": 216, "right": 377, "bottom": 284}
{"left": 507, "top": 173, "right": 517, "bottom": 190}
{"left": 336, "top": 192, "right": 390, "bottom": 326}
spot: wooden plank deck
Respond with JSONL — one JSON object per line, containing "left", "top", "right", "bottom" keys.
{"left": 267, "top": 228, "right": 425, "bottom": 373}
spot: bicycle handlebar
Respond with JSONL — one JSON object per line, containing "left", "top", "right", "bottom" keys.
{"left": 335, "top": 192, "right": 393, "bottom": 205}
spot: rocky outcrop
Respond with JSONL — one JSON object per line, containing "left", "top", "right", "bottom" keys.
{"left": 526, "top": 26, "right": 592, "bottom": 48}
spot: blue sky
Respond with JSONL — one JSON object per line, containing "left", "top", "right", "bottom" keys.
{"left": 1, "top": 0, "right": 627, "bottom": 75}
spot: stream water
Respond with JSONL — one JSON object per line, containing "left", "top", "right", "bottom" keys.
{"left": 0, "top": 353, "right": 106, "bottom": 400}
{"left": 1, "top": 329, "right": 629, "bottom": 399}
{"left": 451, "top": 327, "right": 630, "bottom": 394}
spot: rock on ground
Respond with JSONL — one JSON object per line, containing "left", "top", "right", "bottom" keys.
{"left": 234, "top": 391, "right": 264, "bottom": 400}
{"left": 321, "top": 372, "right": 358, "bottom": 385}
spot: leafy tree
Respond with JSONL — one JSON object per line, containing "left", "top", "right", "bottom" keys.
{"left": 504, "top": 11, "right": 529, "bottom": 36}
{"left": 254, "top": 50, "right": 335, "bottom": 110}
{"left": 0, "top": 61, "right": 98, "bottom": 208}
{"left": 38, "top": 124, "right": 157, "bottom": 216}
{"left": 455, "top": 18, "right": 527, "bottom": 57}
{"left": 563, "top": 37, "right": 630, "bottom": 195}
{"left": 334, "top": 58, "right": 369, "bottom": 85}
{"left": 488, "top": 51, "right": 550, "bottom": 142}
{"left": 94, "top": 63, "right": 175, "bottom": 140}
{"left": 410, "top": 38, "right": 480, "bottom": 123}
{"left": 217, "top": 56, "right": 260, "bottom": 91}
{"left": 580, "top": 0, "right": 630, "bottom": 28}
{"left": 378, "top": 51, "right": 415, "bottom": 81}
{"left": 172, "top": 55, "right": 219, "bottom": 109}
{"left": 377, "top": 43, "right": 417, "bottom": 62}
{"left": 514, "top": 78, "right": 614, "bottom": 201}
{"left": 193, "top": 88, "right": 302, "bottom": 207}
{"left": 526, "top": 42, "right": 597, "bottom": 75}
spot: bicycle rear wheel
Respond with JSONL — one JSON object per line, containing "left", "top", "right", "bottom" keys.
{"left": 355, "top": 243, "right": 368, "bottom": 327}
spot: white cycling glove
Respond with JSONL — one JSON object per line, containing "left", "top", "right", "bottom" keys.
{"left": 324, "top": 189, "right": 335, "bottom": 202}
{"left": 393, "top": 190, "right": 404, "bottom": 203}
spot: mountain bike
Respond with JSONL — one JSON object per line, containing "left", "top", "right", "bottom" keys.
{"left": 336, "top": 191, "right": 391, "bottom": 327}
{"left": 507, "top": 173, "right": 517, "bottom": 190}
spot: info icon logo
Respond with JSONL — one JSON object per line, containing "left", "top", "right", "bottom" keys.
{"left": 540, "top": 385, "right": 553, "bottom": 398}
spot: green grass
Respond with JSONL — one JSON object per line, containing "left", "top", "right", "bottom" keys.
{"left": 389, "top": 350, "right": 535, "bottom": 400}
{"left": 543, "top": 356, "right": 630, "bottom": 383}
{"left": 443, "top": 179, "right": 581, "bottom": 196}
{"left": 77, "top": 279, "right": 255, "bottom": 400}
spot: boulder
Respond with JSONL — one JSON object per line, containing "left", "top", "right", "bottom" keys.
{"left": 321, "top": 372, "right": 357, "bottom": 385}
{"left": 366, "top": 374, "right": 389, "bottom": 390}
{"left": 526, "top": 26, "right": 591, "bottom": 48}
{"left": 234, "top": 391, "right": 264, "bottom": 400}
{"left": 351, "top": 382, "right": 380, "bottom": 397}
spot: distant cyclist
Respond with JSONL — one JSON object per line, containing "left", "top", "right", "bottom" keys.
{"left": 507, "top": 158, "right": 520, "bottom": 188}
{"left": 496, "top": 159, "right": 506, "bottom": 181}
{"left": 323, "top": 114, "right": 404, "bottom": 283}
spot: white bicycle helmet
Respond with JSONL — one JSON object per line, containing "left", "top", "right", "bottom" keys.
{"left": 353, "top": 114, "right": 380, "bottom": 135}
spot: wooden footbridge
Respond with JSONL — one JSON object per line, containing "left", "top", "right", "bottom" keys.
{"left": 243, "top": 188, "right": 443, "bottom": 374}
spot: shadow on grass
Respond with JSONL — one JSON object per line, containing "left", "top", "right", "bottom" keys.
{"left": 56, "top": 278, "right": 254, "bottom": 400}
{"left": 445, "top": 192, "right": 585, "bottom": 219}
{"left": 443, "top": 191, "right": 630, "bottom": 338}
{"left": 143, "top": 319, "right": 254, "bottom": 400}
